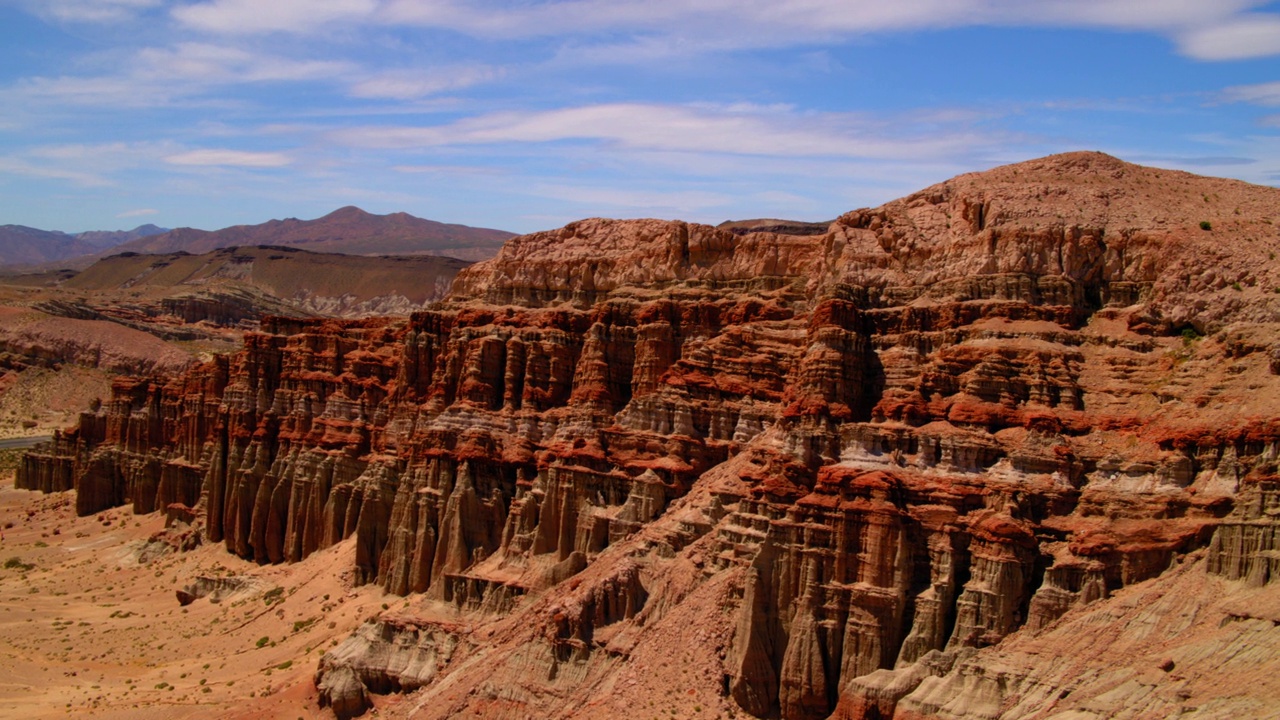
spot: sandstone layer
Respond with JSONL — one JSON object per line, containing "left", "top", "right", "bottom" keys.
{"left": 17, "top": 152, "right": 1280, "bottom": 719}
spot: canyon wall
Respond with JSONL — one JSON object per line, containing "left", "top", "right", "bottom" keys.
{"left": 17, "top": 153, "right": 1280, "bottom": 719}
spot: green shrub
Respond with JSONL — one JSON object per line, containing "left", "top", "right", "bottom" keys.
{"left": 1199, "top": 220, "right": 1212, "bottom": 231}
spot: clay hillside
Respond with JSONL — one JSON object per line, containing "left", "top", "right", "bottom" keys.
{"left": 0, "top": 246, "right": 472, "bottom": 439}
{"left": 101, "top": 206, "right": 514, "bottom": 263}
{"left": 59, "top": 244, "right": 471, "bottom": 322}
{"left": 9, "top": 152, "right": 1280, "bottom": 720}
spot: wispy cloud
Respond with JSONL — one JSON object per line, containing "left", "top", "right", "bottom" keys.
{"left": 390, "top": 164, "right": 505, "bottom": 175}
{"left": 0, "top": 141, "right": 179, "bottom": 186}
{"left": 164, "top": 149, "right": 293, "bottom": 167}
{"left": 349, "top": 65, "right": 502, "bottom": 100}
{"left": 7, "top": 42, "right": 354, "bottom": 110}
{"left": 116, "top": 208, "right": 159, "bottom": 218}
{"left": 0, "top": 157, "right": 113, "bottom": 186}
{"left": 1178, "top": 15, "right": 1280, "bottom": 60}
{"left": 135, "top": 43, "right": 354, "bottom": 83}
{"left": 332, "top": 103, "right": 1000, "bottom": 160}
{"left": 528, "top": 183, "right": 733, "bottom": 212}
{"left": 375, "top": 0, "right": 1280, "bottom": 60}
{"left": 173, "top": 0, "right": 377, "bottom": 34}
{"left": 142, "top": 0, "right": 1280, "bottom": 63}
{"left": 1221, "top": 80, "right": 1280, "bottom": 107}
{"left": 23, "top": 0, "right": 162, "bottom": 23}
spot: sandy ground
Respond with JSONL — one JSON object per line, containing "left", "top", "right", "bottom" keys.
{"left": 0, "top": 366, "right": 113, "bottom": 440}
{"left": 0, "top": 482, "right": 392, "bottom": 719}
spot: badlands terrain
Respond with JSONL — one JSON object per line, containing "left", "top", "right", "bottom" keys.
{"left": 0, "top": 207, "right": 510, "bottom": 439}
{"left": 5, "top": 152, "right": 1280, "bottom": 719}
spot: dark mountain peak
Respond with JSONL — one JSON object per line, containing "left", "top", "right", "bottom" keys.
{"left": 322, "top": 205, "right": 373, "bottom": 220}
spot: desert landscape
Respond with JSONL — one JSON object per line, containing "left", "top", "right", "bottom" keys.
{"left": 0, "top": 206, "right": 513, "bottom": 718}
{"left": 3, "top": 152, "right": 1279, "bottom": 719}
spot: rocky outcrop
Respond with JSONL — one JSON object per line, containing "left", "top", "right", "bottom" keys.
{"left": 0, "top": 306, "right": 193, "bottom": 376}
{"left": 16, "top": 152, "right": 1280, "bottom": 719}
{"left": 174, "top": 575, "right": 257, "bottom": 605}
{"left": 317, "top": 619, "right": 465, "bottom": 720}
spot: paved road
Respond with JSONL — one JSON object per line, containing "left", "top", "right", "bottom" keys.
{"left": 0, "top": 435, "right": 52, "bottom": 450}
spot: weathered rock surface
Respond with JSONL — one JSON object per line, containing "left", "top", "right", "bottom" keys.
{"left": 174, "top": 574, "right": 257, "bottom": 605}
{"left": 17, "top": 153, "right": 1280, "bottom": 719}
{"left": 0, "top": 305, "right": 194, "bottom": 376}
{"left": 316, "top": 619, "right": 465, "bottom": 719}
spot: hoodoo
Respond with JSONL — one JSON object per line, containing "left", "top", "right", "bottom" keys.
{"left": 19, "top": 152, "right": 1280, "bottom": 719}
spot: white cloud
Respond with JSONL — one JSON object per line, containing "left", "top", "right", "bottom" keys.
{"left": 116, "top": 208, "right": 160, "bottom": 218}
{"left": 37, "top": 0, "right": 1260, "bottom": 68}
{"left": 528, "top": 183, "right": 733, "bottom": 212}
{"left": 164, "top": 149, "right": 293, "bottom": 167}
{"left": 150, "top": 0, "right": 1280, "bottom": 61}
{"left": 16, "top": 141, "right": 179, "bottom": 181}
{"left": 26, "top": 0, "right": 161, "bottom": 23}
{"left": 6, "top": 42, "right": 354, "bottom": 111}
{"left": 1221, "top": 80, "right": 1280, "bottom": 106}
{"left": 12, "top": 74, "right": 172, "bottom": 107}
{"left": 173, "top": 0, "right": 377, "bottom": 34}
{"left": 331, "top": 103, "right": 997, "bottom": 161}
{"left": 136, "top": 43, "right": 353, "bottom": 83}
{"left": 1180, "top": 16, "right": 1280, "bottom": 60}
{"left": 1025, "top": 0, "right": 1260, "bottom": 30}
{"left": 0, "top": 157, "right": 113, "bottom": 186}
{"left": 349, "top": 66, "right": 502, "bottom": 100}
{"left": 390, "top": 164, "right": 504, "bottom": 175}
{"left": 376, "top": 0, "right": 1280, "bottom": 60}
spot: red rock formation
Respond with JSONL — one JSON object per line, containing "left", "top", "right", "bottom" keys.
{"left": 16, "top": 152, "right": 1280, "bottom": 719}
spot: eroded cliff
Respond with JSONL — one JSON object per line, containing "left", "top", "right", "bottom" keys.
{"left": 17, "top": 152, "right": 1280, "bottom": 719}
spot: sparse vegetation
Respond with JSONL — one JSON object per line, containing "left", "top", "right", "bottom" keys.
{"left": 1199, "top": 220, "right": 1212, "bottom": 231}
{"left": 4, "top": 556, "right": 34, "bottom": 571}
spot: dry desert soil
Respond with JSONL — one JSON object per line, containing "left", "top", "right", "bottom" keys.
{"left": 0, "top": 483, "right": 395, "bottom": 719}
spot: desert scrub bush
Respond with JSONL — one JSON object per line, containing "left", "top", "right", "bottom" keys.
{"left": 1199, "top": 220, "right": 1212, "bottom": 231}
{"left": 4, "top": 556, "right": 34, "bottom": 571}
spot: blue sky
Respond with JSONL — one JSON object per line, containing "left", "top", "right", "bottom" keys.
{"left": 2, "top": 0, "right": 1280, "bottom": 235}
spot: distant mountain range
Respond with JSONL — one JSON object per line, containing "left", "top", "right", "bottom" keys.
{"left": 0, "top": 224, "right": 167, "bottom": 267}
{"left": 104, "top": 206, "right": 513, "bottom": 262}
{"left": 0, "top": 207, "right": 516, "bottom": 270}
